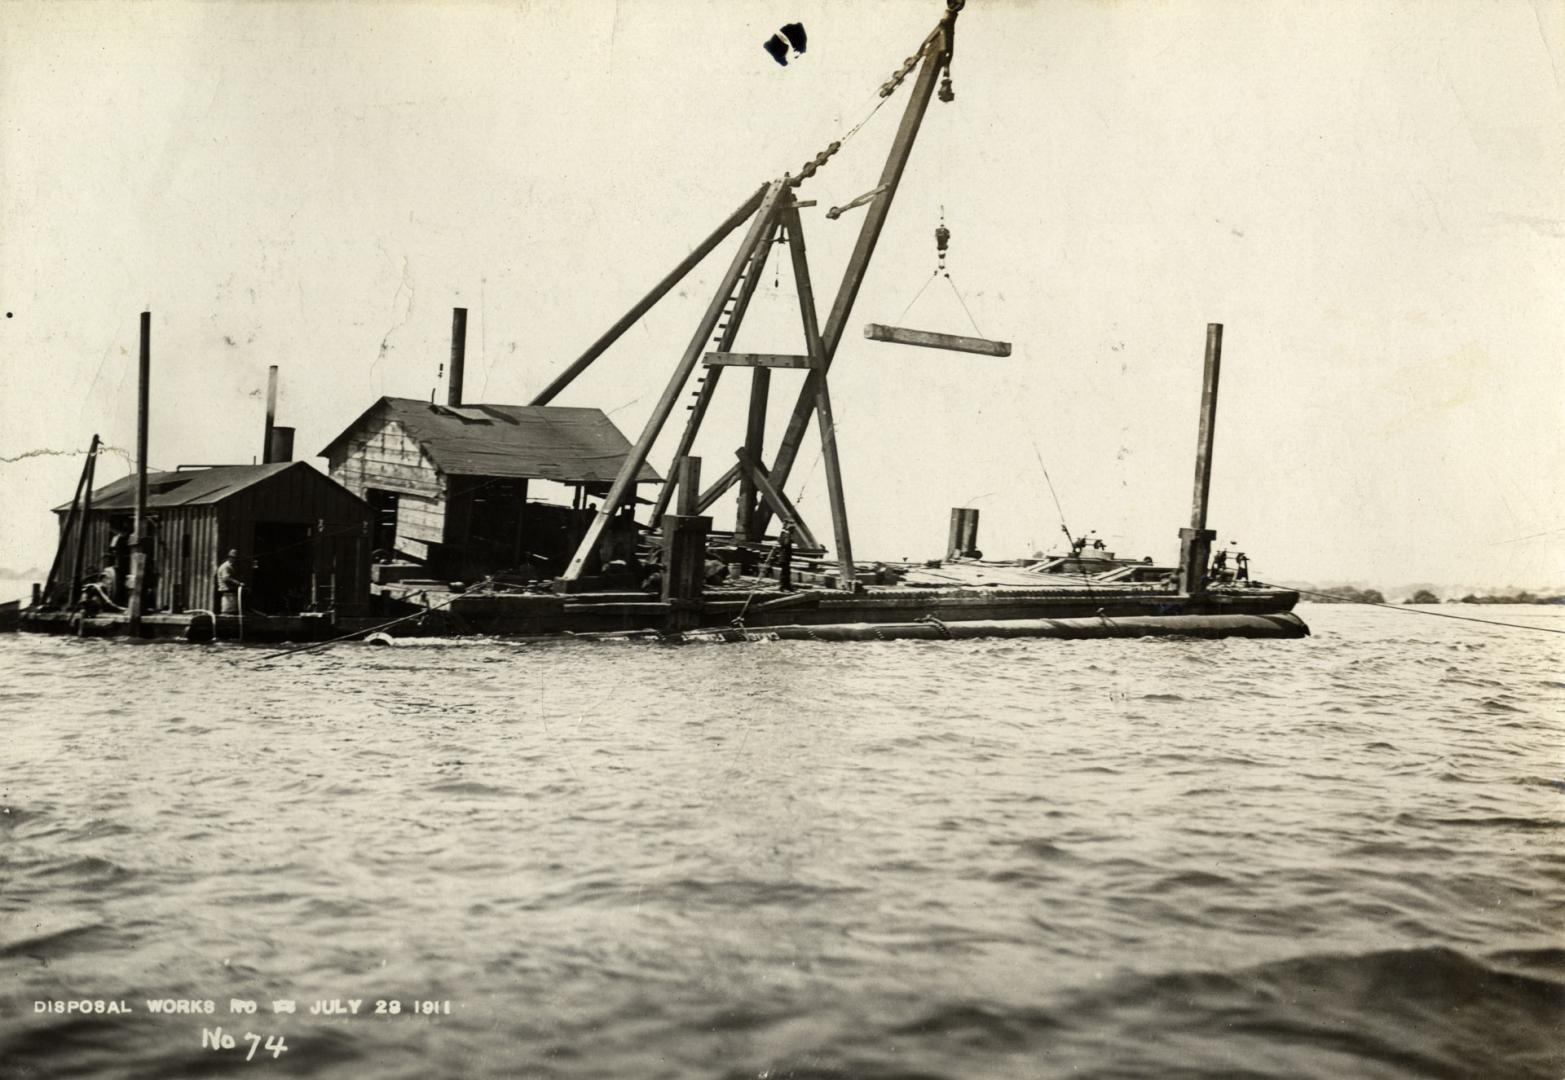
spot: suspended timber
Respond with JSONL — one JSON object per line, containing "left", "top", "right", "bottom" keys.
{"left": 864, "top": 323, "right": 1011, "bottom": 357}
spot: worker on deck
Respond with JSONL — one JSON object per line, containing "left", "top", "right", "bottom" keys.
{"left": 704, "top": 558, "right": 729, "bottom": 586}
{"left": 777, "top": 523, "right": 795, "bottom": 593}
{"left": 79, "top": 558, "right": 122, "bottom": 613}
{"left": 107, "top": 520, "right": 131, "bottom": 603}
{"left": 599, "top": 505, "right": 642, "bottom": 576}
{"left": 217, "top": 549, "right": 244, "bottom": 614}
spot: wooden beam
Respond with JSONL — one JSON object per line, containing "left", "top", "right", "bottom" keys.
{"left": 696, "top": 462, "right": 741, "bottom": 513}
{"left": 45, "top": 434, "right": 96, "bottom": 607}
{"left": 71, "top": 437, "right": 100, "bottom": 608}
{"left": 561, "top": 181, "right": 789, "bottom": 580}
{"left": 734, "top": 446, "right": 820, "bottom": 552}
{"left": 529, "top": 183, "right": 768, "bottom": 406}
{"left": 737, "top": 362, "right": 771, "bottom": 541}
{"left": 783, "top": 208, "right": 854, "bottom": 584}
{"left": 812, "top": 377, "right": 854, "bottom": 586}
{"left": 701, "top": 352, "right": 816, "bottom": 369}
{"left": 650, "top": 221, "right": 781, "bottom": 522}
{"left": 864, "top": 323, "right": 1011, "bottom": 357}
{"left": 675, "top": 456, "right": 701, "bottom": 516}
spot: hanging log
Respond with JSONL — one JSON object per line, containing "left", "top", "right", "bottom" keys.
{"left": 863, "top": 323, "right": 1011, "bottom": 356}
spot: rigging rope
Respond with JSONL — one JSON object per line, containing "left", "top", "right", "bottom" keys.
{"left": 897, "top": 268, "right": 940, "bottom": 323}
{"left": 1252, "top": 580, "right": 1565, "bottom": 637}
{"left": 1024, "top": 435, "right": 1106, "bottom": 599}
{"left": 944, "top": 272, "right": 987, "bottom": 339}
{"left": 254, "top": 574, "right": 499, "bottom": 662}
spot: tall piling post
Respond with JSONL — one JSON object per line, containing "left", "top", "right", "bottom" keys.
{"left": 262, "top": 365, "right": 278, "bottom": 464}
{"left": 448, "top": 307, "right": 468, "bottom": 407}
{"left": 1177, "top": 323, "right": 1223, "bottom": 596}
{"left": 662, "top": 456, "right": 710, "bottom": 628}
{"left": 128, "top": 312, "right": 151, "bottom": 635}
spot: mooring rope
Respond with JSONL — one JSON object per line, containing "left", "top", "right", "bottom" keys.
{"left": 255, "top": 575, "right": 497, "bottom": 662}
{"left": 1253, "top": 579, "right": 1565, "bottom": 637}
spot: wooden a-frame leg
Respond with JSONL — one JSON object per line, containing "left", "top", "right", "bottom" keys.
{"left": 782, "top": 206, "right": 854, "bottom": 585}
{"left": 562, "top": 180, "right": 788, "bottom": 581}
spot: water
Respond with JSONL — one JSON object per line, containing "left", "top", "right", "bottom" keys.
{"left": 2, "top": 603, "right": 1561, "bottom": 1079}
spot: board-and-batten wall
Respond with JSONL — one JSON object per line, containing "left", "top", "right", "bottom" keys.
{"left": 326, "top": 417, "right": 446, "bottom": 560}
{"left": 55, "top": 507, "right": 221, "bottom": 613}
{"left": 52, "top": 466, "right": 371, "bottom": 613}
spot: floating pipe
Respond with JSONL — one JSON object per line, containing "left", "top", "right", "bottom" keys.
{"left": 672, "top": 612, "right": 1309, "bottom": 643}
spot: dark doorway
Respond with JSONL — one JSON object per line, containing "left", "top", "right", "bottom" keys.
{"left": 459, "top": 477, "right": 527, "bottom": 576}
{"left": 251, "top": 522, "right": 313, "bottom": 614}
{"left": 365, "top": 488, "right": 399, "bottom": 555}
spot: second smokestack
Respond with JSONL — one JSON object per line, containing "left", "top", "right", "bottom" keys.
{"left": 448, "top": 307, "right": 468, "bottom": 407}
{"left": 263, "top": 365, "right": 278, "bottom": 463}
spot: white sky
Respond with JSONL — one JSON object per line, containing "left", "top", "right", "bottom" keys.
{"left": 2, "top": 0, "right": 1561, "bottom": 593}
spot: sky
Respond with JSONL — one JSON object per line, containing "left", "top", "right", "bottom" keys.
{"left": 2, "top": 0, "right": 1561, "bottom": 596}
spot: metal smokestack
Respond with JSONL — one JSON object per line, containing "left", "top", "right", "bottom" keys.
{"left": 263, "top": 365, "right": 278, "bottom": 463}
{"left": 448, "top": 307, "right": 468, "bottom": 407}
{"left": 268, "top": 426, "right": 295, "bottom": 463}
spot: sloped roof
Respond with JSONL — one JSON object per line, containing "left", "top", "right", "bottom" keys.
{"left": 55, "top": 462, "right": 328, "bottom": 512}
{"left": 320, "top": 397, "right": 662, "bottom": 484}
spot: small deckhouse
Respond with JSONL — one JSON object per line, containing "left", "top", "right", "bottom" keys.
{"left": 53, "top": 462, "right": 372, "bottom": 614}
{"left": 319, "top": 397, "right": 660, "bottom": 579}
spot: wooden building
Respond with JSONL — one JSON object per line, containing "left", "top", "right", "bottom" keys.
{"left": 53, "top": 462, "right": 372, "bottom": 614}
{"left": 319, "top": 396, "right": 660, "bottom": 578}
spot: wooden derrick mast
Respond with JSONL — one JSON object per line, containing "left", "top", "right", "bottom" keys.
{"left": 542, "top": 1, "right": 967, "bottom": 589}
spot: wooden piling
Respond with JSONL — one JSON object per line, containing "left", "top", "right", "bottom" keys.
{"left": 662, "top": 456, "right": 709, "bottom": 627}
{"left": 1178, "top": 324, "right": 1223, "bottom": 595}
{"left": 676, "top": 456, "right": 700, "bottom": 517}
{"left": 128, "top": 312, "right": 150, "bottom": 635}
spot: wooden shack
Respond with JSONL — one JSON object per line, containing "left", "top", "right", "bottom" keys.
{"left": 319, "top": 397, "right": 660, "bottom": 579}
{"left": 52, "top": 462, "right": 372, "bottom": 615}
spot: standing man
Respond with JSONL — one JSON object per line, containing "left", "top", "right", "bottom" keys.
{"left": 777, "top": 523, "right": 795, "bottom": 593}
{"left": 107, "top": 519, "right": 132, "bottom": 604}
{"left": 217, "top": 549, "right": 244, "bottom": 615}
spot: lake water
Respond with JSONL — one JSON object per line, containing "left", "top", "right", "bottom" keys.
{"left": 2, "top": 603, "right": 1561, "bottom": 1079}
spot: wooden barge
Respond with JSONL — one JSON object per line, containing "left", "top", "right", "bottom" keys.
{"left": 14, "top": 1, "right": 1307, "bottom": 646}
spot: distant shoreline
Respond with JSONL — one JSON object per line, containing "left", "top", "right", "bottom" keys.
{"left": 1297, "top": 585, "right": 1565, "bottom": 606}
